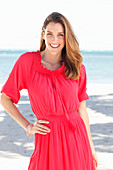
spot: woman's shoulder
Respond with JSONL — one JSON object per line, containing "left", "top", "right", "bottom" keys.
{"left": 17, "top": 51, "right": 35, "bottom": 62}
{"left": 80, "top": 64, "right": 86, "bottom": 74}
{"left": 77, "top": 64, "right": 87, "bottom": 81}
{"left": 16, "top": 51, "right": 39, "bottom": 66}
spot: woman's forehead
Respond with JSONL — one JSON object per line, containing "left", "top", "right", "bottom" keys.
{"left": 46, "top": 22, "right": 64, "bottom": 33}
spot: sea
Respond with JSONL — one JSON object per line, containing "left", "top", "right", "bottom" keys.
{"left": 0, "top": 50, "right": 113, "bottom": 85}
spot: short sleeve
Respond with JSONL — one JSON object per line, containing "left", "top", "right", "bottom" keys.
{"left": 78, "top": 64, "right": 89, "bottom": 102}
{"left": 0, "top": 52, "right": 32, "bottom": 104}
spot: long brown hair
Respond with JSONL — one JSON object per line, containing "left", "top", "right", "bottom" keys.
{"left": 40, "top": 12, "right": 83, "bottom": 80}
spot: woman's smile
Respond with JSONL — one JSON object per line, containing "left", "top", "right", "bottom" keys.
{"left": 50, "top": 44, "right": 60, "bottom": 48}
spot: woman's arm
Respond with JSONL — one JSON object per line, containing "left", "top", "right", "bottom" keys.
{"left": 78, "top": 100, "right": 98, "bottom": 168}
{"left": 78, "top": 100, "right": 95, "bottom": 151}
{"left": 0, "top": 92, "right": 50, "bottom": 135}
{"left": 0, "top": 92, "right": 30, "bottom": 131}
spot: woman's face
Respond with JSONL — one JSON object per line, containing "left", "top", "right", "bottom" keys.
{"left": 43, "top": 22, "right": 65, "bottom": 55}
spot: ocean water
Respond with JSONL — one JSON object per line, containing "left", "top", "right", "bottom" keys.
{"left": 0, "top": 50, "right": 113, "bottom": 85}
{"left": 82, "top": 51, "right": 113, "bottom": 84}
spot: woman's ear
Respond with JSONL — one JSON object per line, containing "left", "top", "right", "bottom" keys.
{"left": 42, "top": 30, "right": 45, "bottom": 40}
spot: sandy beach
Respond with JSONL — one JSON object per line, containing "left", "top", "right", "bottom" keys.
{"left": 0, "top": 83, "right": 113, "bottom": 170}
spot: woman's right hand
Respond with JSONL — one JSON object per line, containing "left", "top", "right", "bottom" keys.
{"left": 30, "top": 120, "right": 51, "bottom": 135}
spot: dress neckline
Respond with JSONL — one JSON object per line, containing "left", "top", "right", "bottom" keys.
{"left": 36, "top": 50, "right": 65, "bottom": 74}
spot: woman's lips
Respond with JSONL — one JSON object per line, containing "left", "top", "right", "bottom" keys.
{"left": 50, "top": 44, "right": 60, "bottom": 48}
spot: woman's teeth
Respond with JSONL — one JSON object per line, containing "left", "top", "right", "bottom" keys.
{"left": 50, "top": 44, "right": 59, "bottom": 48}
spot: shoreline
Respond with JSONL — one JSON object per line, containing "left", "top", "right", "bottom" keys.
{"left": 1, "top": 82, "right": 113, "bottom": 94}
{"left": 87, "top": 83, "right": 113, "bottom": 95}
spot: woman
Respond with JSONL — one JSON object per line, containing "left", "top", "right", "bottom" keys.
{"left": 0, "top": 12, "right": 98, "bottom": 169}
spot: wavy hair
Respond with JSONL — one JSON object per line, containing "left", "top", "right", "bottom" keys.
{"left": 40, "top": 12, "right": 83, "bottom": 80}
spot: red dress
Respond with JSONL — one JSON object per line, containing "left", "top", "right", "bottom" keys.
{"left": 0, "top": 50, "right": 95, "bottom": 170}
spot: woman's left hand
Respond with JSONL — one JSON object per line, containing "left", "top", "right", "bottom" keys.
{"left": 92, "top": 150, "right": 98, "bottom": 169}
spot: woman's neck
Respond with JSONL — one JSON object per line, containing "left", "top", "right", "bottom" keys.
{"left": 40, "top": 49, "right": 62, "bottom": 66}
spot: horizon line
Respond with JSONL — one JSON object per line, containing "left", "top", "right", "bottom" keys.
{"left": 0, "top": 49, "right": 113, "bottom": 53}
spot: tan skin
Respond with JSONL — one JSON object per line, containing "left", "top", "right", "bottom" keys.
{"left": 78, "top": 101, "right": 98, "bottom": 169}
{"left": 0, "top": 22, "right": 98, "bottom": 169}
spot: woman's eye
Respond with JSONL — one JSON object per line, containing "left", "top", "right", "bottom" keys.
{"left": 47, "top": 33, "right": 52, "bottom": 35}
{"left": 58, "top": 34, "right": 64, "bottom": 36}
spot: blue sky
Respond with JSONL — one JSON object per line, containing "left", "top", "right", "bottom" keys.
{"left": 0, "top": 0, "right": 113, "bottom": 51}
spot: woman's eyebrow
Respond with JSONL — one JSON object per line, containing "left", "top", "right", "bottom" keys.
{"left": 47, "top": 31, "right": 64, "bottom": 34}
{"left": 47, "top": 31, "right": 52, "bottom": 33}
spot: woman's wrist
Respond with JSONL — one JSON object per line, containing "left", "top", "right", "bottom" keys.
{"left": 26, "top": 123, "right": 33, "bottom": 136}
{"left": 90, "top": 143, "right": 96, "bottom": 153}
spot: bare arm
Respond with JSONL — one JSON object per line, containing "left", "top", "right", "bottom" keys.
{"left": 0, "top": 92, "right": 30, "bottom": 131}
{"left": 0, "top": 92, "right": 50, "bottom": 135}
{"left": 78, "top": 100, "right": 98, "bottom": 168}
{"left": 78, "top": 100, "right": 95, "bottom": 151}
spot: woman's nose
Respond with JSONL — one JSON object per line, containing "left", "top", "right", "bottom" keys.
{"left": 51, "top": 36, "right": 58, "bottom": 42}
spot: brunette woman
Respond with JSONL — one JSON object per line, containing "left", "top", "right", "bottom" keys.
{"left": 0, "top": 12, "right": 98, "bottom": 170}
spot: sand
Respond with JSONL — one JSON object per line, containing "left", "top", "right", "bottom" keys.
{"left": 0, "top": 83, "right": 113, "bottom": 170}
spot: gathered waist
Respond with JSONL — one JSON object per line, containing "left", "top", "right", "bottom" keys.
{"left": 37, "top": 110, "right": 79, "bottom": 131}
